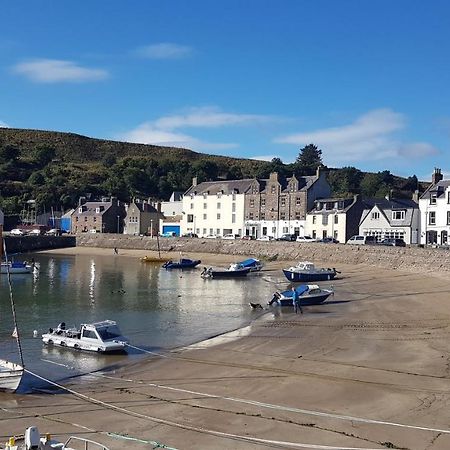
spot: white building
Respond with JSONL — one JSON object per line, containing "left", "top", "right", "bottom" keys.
{"left": 181, "top": 178, "right": 253, "bottom": 237}
{"left": 159, "top": 192, "right": 183, "bottom": 237}
{"left": 359, "top": 196, "right": 420, "bottom": 244}
{"left": 305, "top": 195, "right": 363, "bottom": 243}
{"left": 419, "top": 168, "right": 450, "bottom": 245}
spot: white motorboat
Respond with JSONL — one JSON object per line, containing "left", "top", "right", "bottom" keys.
{"left": 42, "top": 320, "right": 128, "bottom": 353}
{"left": 5, "top": 426, "right": 110, "bottom": 449}
{"left": 0, "top": 240, "right": 25, "bottom": 392}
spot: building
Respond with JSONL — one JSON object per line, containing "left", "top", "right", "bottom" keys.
{"left": 181, "top": 178, "right": 253, "bottom": 237}
{"left": 419, "top": 168, "right": 450, "bottom": 245}
{"left": 71, "top": 197, "right": 126, "bottom": 234}
{"left": 305, "top": 195, "right": 363, "bottom": 242}
{"left": 244, "top": 168, "right": 331, "bottom": 239}
{"left": 61, "top": 209, "right": 74, "bottom": 233}
{"left": 159, "top": 192, "right": 183, "bottom": 237}
{"left": 359, "top": 195, "right": 420, "bottom": 244}
{"left": 124, "top": 200, "right": 163, "bottom": 236}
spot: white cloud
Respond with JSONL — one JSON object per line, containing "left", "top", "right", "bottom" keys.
{"left": 134, "top": 43, "right": 193, "bottom": 60}
{"left": 274, "top": 108, "right": 438, "bottom": 165}
{"left": 119, "top": 106, "right": 277, "bottom": 152}
{"left": 0, "top": 120, "right": 9, "bottom": 128}
{"left": 12, "top": 59, "right": 109, "bottom": 83}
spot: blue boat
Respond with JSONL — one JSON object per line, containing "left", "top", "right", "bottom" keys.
{"left": 282, "top": 261, "right": 338, "bottom": 282}
{"left": 201, "top": 263, "right": 251, "bottom": 278}
{"left": 238, "top": 258, "right": 263, "bottom": 272}
{"left": 162, "top": 258, "right": 201, "bottom": 269}
{"left": 269, "top": 284, "right": 333, "bottom": 306}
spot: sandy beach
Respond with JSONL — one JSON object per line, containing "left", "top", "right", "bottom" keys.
{"left": 2, "top": 247, "right": 450, "bottom": 449}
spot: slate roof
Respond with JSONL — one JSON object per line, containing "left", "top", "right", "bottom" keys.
{"left": 72, "top": 200, "right": 117, "bottom": 216}
{"left": 130, "top": 201, "right": 159, "bottom": 213}
{"left": 360, "top": 198, "right": 418, "bottom": 227}
{"left": 310, "top": 197, "right": 358, "bottom": 214}
{"left": 420, "top": 180, "right": 450, "bottom": 200}
{"left": 184, "top": 179, "right": 256, "bottom": 196}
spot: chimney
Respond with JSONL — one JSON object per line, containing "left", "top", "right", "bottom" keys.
{"left": 78, "top": 196, "right": 86, "bottom": 206}
{"left": 192, "top": 177, "right": 198, "bottom": 187}
{"left": 269, "top": 172, "right": 279, "bottom": 182}
{"left": 432, "top": 167, "right": 443, "bottom": 185}
{"left": 412, "top": 190, "right": 419, "bottom": 203}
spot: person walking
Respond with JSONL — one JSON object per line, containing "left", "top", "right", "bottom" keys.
{"left": 114, "top": 247, "right": 118, "bottom": 255}
{"left": 292, "top": 287, "right": 303, "bottom": 314}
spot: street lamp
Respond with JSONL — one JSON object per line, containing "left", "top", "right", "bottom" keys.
{"left": 150, "top": 219, "right": 153, "bottom": 238}
{"left": 116, "top": 215, "right": 120, "bottom": 234}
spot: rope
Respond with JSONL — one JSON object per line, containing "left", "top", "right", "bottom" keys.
{"left": 24, "top": 368, "right": 380, "bottom": 450}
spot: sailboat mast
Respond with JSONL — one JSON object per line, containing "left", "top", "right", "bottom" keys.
{"left": 2, "top": 240, "right": 25, "bottom": 368}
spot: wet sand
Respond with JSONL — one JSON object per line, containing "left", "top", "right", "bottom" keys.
{"left": 2, "top": 248, "right": 450, "bottom": 449}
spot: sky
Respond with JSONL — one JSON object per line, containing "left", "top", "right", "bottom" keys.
{"left": 1, "top": 0, "right": 450, "bottom": 180}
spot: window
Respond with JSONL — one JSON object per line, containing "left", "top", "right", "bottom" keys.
{"left": 280, "top": 197, "right": 286, "bottom": 207}
{"left": 217, "top": 213, "right": 221, "bottom": 220}
{"left": 280, "top": 212, "right": 286, "bottom": 220}
{"left": 203, "top": 214, "right": 207, "bottom": 220}
{"left": 203, "top": 193, "right": 207, "bottom": 199}
{"left": 447, "top": 211, "right": 450, "bottom": 225}
{"left": 232, "top": 203, "right": 236, "bottom": 212}
{"left": 216, "top": 228, "right": 221, "bottom": 235}
{"left": 312, "top": 216, "right": 316, "bottom": 224}
{"left": 210, "top": 228, "right": 213, "bottom": 235}
{"left": 93, "top": 217, "right": 97, "bottom": 222}
{"left": 392, "top": 210, "right": 405, "bottom": 220}
{"left": 261, "top": 213, "right": 265, "bottom": 220}
{"left": 187, "top": 214, "right": 194, "bottom": 223}
{"left": 82, "top": 329, "right": 98, "bottom": 340}
{"left": 283, "top": 227, "right": 289, "bottom": 233}
{"left": 196, "top": 228, "right": 200, "bottom": 234}
{"left": 232, "top": 193, "right": 236, "bottom": 201}
{"left": 248, "top": 212, "right": 253, "bottom": 220}
{"left": 334, "top": 215, "right": 338, "bottom": 224}
{"left": 190, "top": 203, "right": 194, "bottom": 209}
{"left": 371, "top": 212, "right": 380, "bottom": 219}
{"left": 84, "top": 217, "right": 87, "bottom": 222}
{"left": 271, "top": 185, "right": 276, "bottom": 194}
{"left": 261, "top": 198, "right": 266, "bottom": 207}
{"left": 296, "top": 197, "right": 301, "bottom": 206}
{"left": 250, "top": 199, "right": 255, "bottom": 208}
{"left": 312, "top": 230, "right": 316, "bottom": 239}
{"left": 217, "top": 202, "right": 221, "bottom": 209}
{"left": 430, "top": 193, "right": 437, "bottom": 205}
{"left": 203, "top": 228, "right": 207, "bottom": 235}
{"left": 448, "top": 192, "right": 450, "bottom": 204}
{"left": 429, "top": 211, "right": 436, "bottom": 225}
{"left": 232, "top": 214, "right": 236, "bottom": 223}
{"left": 295, "top": 213, "right": 301, "bottom": 220}
{"left": 323, "top": 230, "right": 327, "bottom": 239}
{"left": 262, "top": 227, "right": 267, "bottom": 235}
{"left": 203, "top": 203, "right": 207, "bottom": 209}
{"left": 322, "top": 215, "right": 328, "bottom": 225}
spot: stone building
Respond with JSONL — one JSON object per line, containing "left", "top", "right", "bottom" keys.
{"left": 124, "top": 200, "right": 163, "bottom": 236}
{"left": 71, "top": 197, "right": 126, "bottom": 234}
{"left": 244, "top": 167, "right": 331, "bottom": 238}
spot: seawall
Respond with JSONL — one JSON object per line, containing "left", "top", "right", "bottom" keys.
{"left": 4, "top": 235, "right": 76, "bottom": 254}
{"left": 76, "top": 234, "right": 450, "bottom": 275}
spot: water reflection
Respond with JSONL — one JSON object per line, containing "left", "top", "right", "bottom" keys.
{"left": 0, "top": 254, "right": 276, "bottom": 384}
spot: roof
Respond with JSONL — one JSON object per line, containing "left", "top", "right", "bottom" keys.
{"left": 260, "top": 175, "right": 318, "bottom": 193}
{"left": 360, "top": 197, "right": 418, "bottom": 227}
{"left": 420, "top": 180, "right": 450, "bottom": 200}
{"left": 129, "top": 201, "right": 159, "bottom": 213}
{"left": 310, "top": 196, "right": 358, "bottom": 214}
{"left": 185, "top": 179, "right": 256, "bottom": 196}
{"left": 72, "top": 200, "right": 114, "bottom": 216}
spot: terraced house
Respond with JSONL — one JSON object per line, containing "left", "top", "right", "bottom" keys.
{"left": 244, "top": 168, "right": 331, "bottom": 239}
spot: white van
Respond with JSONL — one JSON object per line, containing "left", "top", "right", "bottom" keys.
{"left": 346, "top": 235, "right": 377, "bottom": 245}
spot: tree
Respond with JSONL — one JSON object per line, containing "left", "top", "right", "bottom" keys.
{"left": 295, "top": 144, "right": 323, "bottom": 175}
{"left": 33, "top": 145, "right": 56, "bottom": 167}
{"left": 327, "top": 167, "right": 363, "bottom": 195}
{"left": 0, "top": 145, "right": 19, "bottom": 163}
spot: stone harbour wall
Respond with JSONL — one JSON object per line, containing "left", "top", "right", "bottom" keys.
{"left": 76, "top": 234, "right": 450, "bottom": 275}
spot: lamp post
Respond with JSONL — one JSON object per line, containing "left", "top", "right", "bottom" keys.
{"left": 150, "top": 219, "right": 153, "bottom": 238}
{"left": 116, "top": 215, "right": 120, "bottom": 234}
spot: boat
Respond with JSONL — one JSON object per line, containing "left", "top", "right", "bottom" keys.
{"left": 201, "top": 263, "right": 251, "bottom": 278}
{"left": 282, "top": 261, "right": 338, "bottom": 282}
{"left": 5, "top": 426, "right": 110, "bottom": 449}
{"left": 162, "top": 258, "right": 201, "bottom": 269}
{"left": 0, "top": 261, "right": 33, "bottom": 274}
{"left": 237, "top": 258, "right": 263, "bottom": 272}
{"left": 269, "top": 284, "right": 333, "bottom": 306}
{"left": 42, "top": 320, "right": 128, "bottom": 353}
{"left": 0, "top": 240, "right": 25, "bottom": 392}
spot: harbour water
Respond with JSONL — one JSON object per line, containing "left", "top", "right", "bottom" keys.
{"left": 0, "top": 253, "right": 274, "bottom": 388}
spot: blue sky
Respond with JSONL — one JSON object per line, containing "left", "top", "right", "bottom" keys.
{"left": 1, "top": 1, "right": 450, "bottom": 181}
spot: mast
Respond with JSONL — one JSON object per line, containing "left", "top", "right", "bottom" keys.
{"left": 156, "top": 233, "right": 161, "bottom": 259}
{"left": 2, "top": 240, "right": 25, "bottom": 368}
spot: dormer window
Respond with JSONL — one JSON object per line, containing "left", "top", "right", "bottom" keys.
{"left": 78, "top": 207, "right": 83, "bottom": 213}
{"left": 392, "top": 210, "right": 405, "bottom": 220}
{"left": 96, "top": 207, "right": 100, "bottom": 213}
{"left": 430, "top": 193, "right": 437, "bottom": 205}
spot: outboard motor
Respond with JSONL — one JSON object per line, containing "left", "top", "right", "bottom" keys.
{"left": 24, "top": 426, "right": 40, "bottom": 449}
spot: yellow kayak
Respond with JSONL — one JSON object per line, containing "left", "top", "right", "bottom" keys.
{"left": 140, "top": 255, "right": 170, "bottom": 263}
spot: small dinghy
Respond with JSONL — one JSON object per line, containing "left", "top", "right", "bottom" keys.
{"left": 269, "top": 284, "right": 333, "bottom": 306}
{"left": 0, "top": 261, "right": 33, "bottom": 274}
{"left": 42, "top": 320, "right": 127, "bottom": 353}
{"left": 282, "top": 261, "right": 338, "bottom": 282}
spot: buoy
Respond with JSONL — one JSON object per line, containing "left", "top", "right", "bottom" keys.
{"left": 33, "top": 330, "right": 38, "bottom": 338}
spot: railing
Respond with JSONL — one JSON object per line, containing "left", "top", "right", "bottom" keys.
{"left": 63, "top": 436, "right": 110, "bottom": 450}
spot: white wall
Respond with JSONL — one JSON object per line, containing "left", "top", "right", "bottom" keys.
{"left": 419, "top": 190, "right": 450, "bottom": 244}
{"left": 181, "top": 193, "right": 245, "bottom": 237}
{"left": 160, "top": 200, "right": 183, "bottom": 218}
{"left": 305, "top": 212, "right": 346, "bottom": 242}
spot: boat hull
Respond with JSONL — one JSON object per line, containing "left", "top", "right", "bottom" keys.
{"left": 163, "top": 259, "right": 201, "bottom": 269}
{"left": 282, "top": 269, "right": 336, "bottom": 282}
{"left": 210, "top": 268, "right": 251, "bottom": 278}
{"left": 0, "top": 359, "right": 23, "bottom": 392}
{"left": 0, "top": 263, "right": 32, "bottom": 274}
{"left": 42, "top": 334, "right": 127, "bottom": 353}
{"left": 278, "top": 292, "right": 332, "bottom": 306}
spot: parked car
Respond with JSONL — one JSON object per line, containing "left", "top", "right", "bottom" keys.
{"left": 346, "top": 235, "right": 377, "bottom": 245}
{"left": 28, "top": 229, "right": 42, "bottom": 236}
{"left": 181, "top": 232, "right": 198, "bottom": 238}
{"left": 222, "top": 233, "right": 236, "bottom": 240}
{"left": 296, "top": 235, "right": 317, "bottom": 243}
{"left": 276, "top": 233, "right": 296, "bottom": 242}
{"left": 317, "top": 237, "right": 340, "bottom": 244}
{"left": 379, "top": 238, "right": 406, "bottom": 247}
{"left": 204, "top": 234, "right": 219, "bottom": 239}
{"left": 160, "top": 231, "right": 177, "bottom": 237}
{"left": 256, "top": 235, "right": 274, "bottom": 241}
{"left": 46, "top": 228, "right": 62, "bottom": 236}
{"left": 10, "top": 228, "right": 24, "bottom": 236}
{"left": 241, "top": 235, "right": 255, "bottom": 240}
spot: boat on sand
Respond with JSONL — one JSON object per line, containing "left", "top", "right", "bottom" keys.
{"left": 269, "top": 284, "right": 333, "bottom": 306}
{"left": 282, "top": 261, "right": 338, "bottom": 282}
